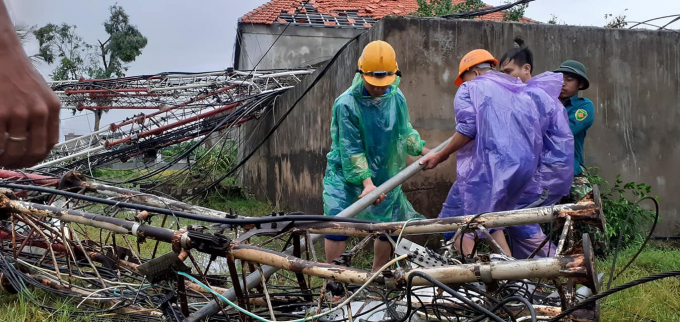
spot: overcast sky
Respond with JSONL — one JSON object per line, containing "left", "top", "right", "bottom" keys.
{"left": 7, "top": 0, "right": 679, "bottom": 139}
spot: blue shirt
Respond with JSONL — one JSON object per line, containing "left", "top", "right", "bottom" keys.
{"left": 563, "top": 95, "right": 594, "bottom": 176}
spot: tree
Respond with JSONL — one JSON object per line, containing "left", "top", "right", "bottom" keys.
{"left": 34, "top": 5, "right": 147, "bottom": 131}
{"left": 413, "top": 0, "right": 485, "bottom": 18}
{"left": 34, "top": 23, "right": 89, "bottom": 80}
{"left": 502, "top": 1, "right": 528, "bottom": 22}
{"left": 13, "top": 23, "right": 43, "bottom": 66}
{"left": 605, "top": 9, "right": 628, "bottom": 29}
{"left": 93, "top": 5, "right": 148, "bottom": 79}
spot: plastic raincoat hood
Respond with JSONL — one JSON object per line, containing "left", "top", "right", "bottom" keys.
{"left": 521, "top": 71, "right": 574, "bottom": 204}
{"left": 441, "top": 71, "right": 542, "bottom": 222}
{"left": 322, "top": 74, "right": 426, "bottom": 222}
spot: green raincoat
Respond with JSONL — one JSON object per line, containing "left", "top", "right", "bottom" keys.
{"left": 322, "top": 74, "right": 426, "bottom": 222}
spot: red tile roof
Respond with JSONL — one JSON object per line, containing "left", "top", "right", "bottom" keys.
{"left": 241, "top": 0, "right": 534, "bottom": 27}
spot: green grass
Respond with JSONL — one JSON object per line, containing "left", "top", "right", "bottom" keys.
{"left": 2, "top": 175, "right": 678, "bottom": 322}
{"left": 200, "top": 192, "right": 277, "bottom": 217}
{"left": 0, "top": 242, "right": 678, "bottom": 321}
{"left": 596, "top": 243, "right": 680, "bottom": 322}
{"left": 0, "top": 292, "right": 95, "bottom": 322}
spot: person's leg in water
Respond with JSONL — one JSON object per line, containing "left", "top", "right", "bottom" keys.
{"left": 372, "top": 238, "right": 394, "bottom": 272}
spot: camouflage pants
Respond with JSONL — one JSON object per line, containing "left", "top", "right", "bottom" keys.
{"left": 569, "top": 167, "right": 593, "bottom": 202}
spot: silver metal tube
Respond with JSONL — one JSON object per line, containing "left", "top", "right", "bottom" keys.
{"left": 294, "top": 201, "right": 600, "bottom": 237}
{"left": 54, "top": 127, "right": 109, "bottom": 148}
{"left": 556, "top": 215, "right": 572, "bottom": 254}
{"left": 84, "top": 182, "right": 229, "bottom": 218}
{"left": 185, "top": 139, "right": 452, "bottom": 321}
{"left": 406, "top": 254, "right": 587, "bottom": 285}
{"left": 333, "top": 138, "right": 451, "bottom": 220}
{"left": 31, "top": 145, "right": 106, "bottom": 170}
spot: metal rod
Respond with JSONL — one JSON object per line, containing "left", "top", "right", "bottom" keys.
{"left": 226, "top": 243, "right": 590, "bottom": 287}
{"left": 295, "top": 201, "right": 601, "bottom": 237}
{"left": 185, "top": 139, "right": 452, "bottom": 321}
{"left": 257, "top": 264, "right": 277, "bottom": 321}
{"left": 83, "top": 182, "right": 230, "bottom": 218}
{"left": 0, "top": 195, "right": 180, "bottom": 245}
{"left": 556, "top": 216, "right": 572, "bottom": 254}
{"left": 30, "top": 145, "right": 106, "bottom": 170}
{"left": 477, "top": 224, "right": 509, "bottom": 257}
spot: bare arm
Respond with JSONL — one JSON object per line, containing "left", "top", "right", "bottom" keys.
{"left": 358, "top": 177, "right": 386, "bottom": 206}
{"left": 438, "top": 131, "right": 472, "bottom": 157}
{"left": 419, "top": 131, "right": 472, "bottom": 170}
{"left": 0, "top": 1, "right": 61, "bottom": 168}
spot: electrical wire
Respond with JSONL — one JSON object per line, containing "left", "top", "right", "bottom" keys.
{"left": 188, "top": 31, "right": 365, "bottom": 199}
{"left": 469, "top": 296, "right": 537, "bottom": 322}
{"left": 548, "top": 270, "right": 680, "bottom": 321}
{"left": 606, "top": 196, "right": 659, "bottom": 290}
{"left": 394, "top": 218, "right": 420, "bottom": 267}
{"left": 178, "top": 254, "right": 408, "bottom": 322}
{"left": 387, "top": 271, "right": 505, "bottom": 322}
{"left": 0, "top": 182, "right": 379, "bottom": 225}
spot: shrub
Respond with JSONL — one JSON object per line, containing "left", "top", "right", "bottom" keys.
{"left": 586, "top": 167, "right": 657, "bottom": 255}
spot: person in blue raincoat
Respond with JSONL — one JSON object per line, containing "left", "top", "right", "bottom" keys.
{"left": 420, "top": 49, "right": 542, "bottom": 257}
{"left": 323, "top": 40, "right": 429, "bottom": 272}
{"left": 499, "top": 45, "right": 574, "bottom": 258}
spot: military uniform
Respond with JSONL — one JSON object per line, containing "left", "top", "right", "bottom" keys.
{"left": 554, "top": 60, "right": 595, "bottom": 202}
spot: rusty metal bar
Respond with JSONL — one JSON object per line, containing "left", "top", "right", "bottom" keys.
{"left": 176, "top": 274, "right": 190, "bottom": 317}
{"left": 403, "top": 253, "right": 590, "bottom": 286}
{"left": 556, "top": 216, "right": 573, "bottom": 254}
{"left": 81, "top": 182, "right": 230, "bottom": 218}
{"left": 228, "top": 244, "right": 591, "bottom": 288}
{"left": 186, "top": 139, "right": 515, "bottom": 321}
{"left": 295, "top": 200, "right": 603, "bottom": 237}
{"left": 226, "top": 252, "right": 248, "bottom": 321}
{"left": 292, "top": 234, "right": 312, "bottom": 301}
{"left": 0, "top": 194, "right": 181, "bottom": 246}
{"left": 230, "top": 245, "right": 375, "bottom": 285}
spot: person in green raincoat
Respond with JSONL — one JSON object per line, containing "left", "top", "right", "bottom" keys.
{"left": 323, "top": 40, "right": 429, "bottom": 272}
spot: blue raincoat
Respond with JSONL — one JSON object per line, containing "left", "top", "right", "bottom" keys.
{"left": 507, "top": 72, "right": 575, "bottom": 258}
{"left": 440, "top": 71, "right": 542, "bottom": 240}
{"left": 322, "top": 74, "right": 426, "bottom": 222}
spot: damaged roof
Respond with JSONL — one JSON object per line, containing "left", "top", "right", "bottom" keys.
{"left": 241, "top": 0, "right": 534, "bottom": 28}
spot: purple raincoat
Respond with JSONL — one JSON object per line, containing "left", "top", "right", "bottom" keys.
{"left": 507, "top": 72, "right": 575, "bottom": 259}
{"left": 440, "top": 72, "right": 542, "bottom": 241}
{"left": 518, "top": 72, "right": 574, "bottom": 205}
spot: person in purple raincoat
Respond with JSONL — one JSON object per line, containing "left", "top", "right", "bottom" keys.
{"left": 499, "top": 44, "right": 574, "bottom": 258}
{"left": 420, "top": 49, "right": 542, "bottom": 257}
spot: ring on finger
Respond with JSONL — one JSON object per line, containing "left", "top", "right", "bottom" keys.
{"left": 4, "top": 132, "right": 27, "bottom": 142}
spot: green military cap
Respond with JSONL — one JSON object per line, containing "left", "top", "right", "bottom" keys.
{"left": 554, "top": 60, "right": 590, "bottom": 90}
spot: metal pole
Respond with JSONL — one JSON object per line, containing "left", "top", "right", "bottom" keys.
{"left": 226, "top": 244, "right": 590, "bottom": 287}
{"left": 294, "top": 201, "right": 602, "bottom": 237}
{"left": 556, "top": 215, "right": 573, "bottom": 254}
{"left": 83, "top": 182, "right": 230, "bottom": 218}
{"left": 184, "top": 139, "right": 452, "bottom": 321}
{"left": 0, "top": 194, "right": 179, "bottom": 244}
{"left": 30, "top": 145, "right": 106, "bottom": 170}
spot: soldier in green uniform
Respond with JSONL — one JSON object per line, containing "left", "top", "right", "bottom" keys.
{"left": 554, "top": 60, "right": 595, "bottom": 201}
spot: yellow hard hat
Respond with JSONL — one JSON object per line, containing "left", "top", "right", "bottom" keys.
{"left": 357, "top": 40, "right": 400, "bottom": 87}
{"left": 454, "top": 49, "right": 498, "bottom": 86}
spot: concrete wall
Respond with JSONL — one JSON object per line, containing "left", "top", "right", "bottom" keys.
{"left": 243, "top": 16, "right": 680, "bottom": 236}
{"left": 235, "top": 23, "right": 364, "bottom": 70}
